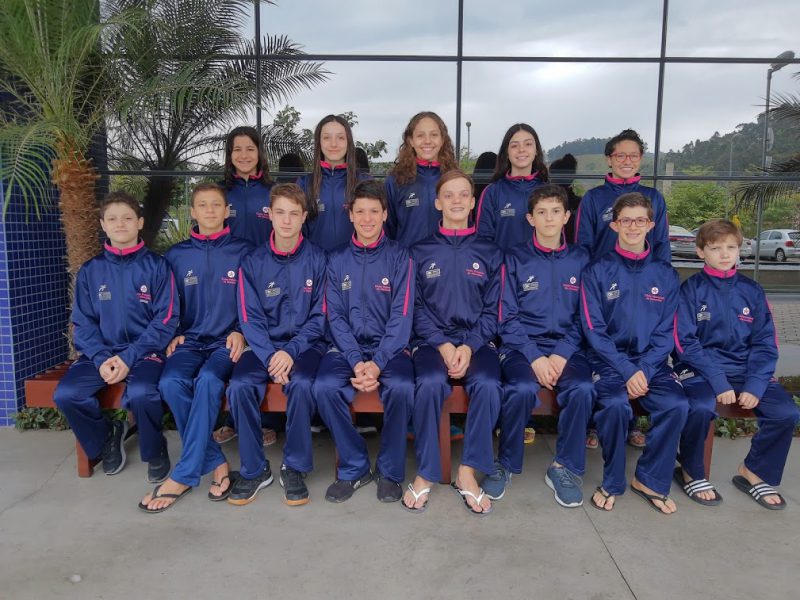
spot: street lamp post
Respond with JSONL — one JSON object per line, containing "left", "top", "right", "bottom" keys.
{"left": 726, "top": 132, "right": 742, "bottom": 218}
{"left": 466, "top": 121, "right": 471, "bottom": 164}
{"left": 754, "top": 50, "right": 795, "bottom": 281}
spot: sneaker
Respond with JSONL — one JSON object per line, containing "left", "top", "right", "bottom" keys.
{"left": 482, "top": 460, "right": 512, "bottom": 500}
{"left": 325, "top": 470, "right": 373, "bottom": 503}
{"left": 227, "top": 465, "right": 274, "bottom": 506}
{"left": 310, "top": 424, "right": 327, "bottom": 434}
{"left": 375, "top": 473, "right": 402, "bottom": 503}
{"left": 356, "top": 425, "right": 378, "bottom": 434}
{"left": 147, "top": 451, "right": 171, "bottom": 484}
{"left": 280, "top": 465, "right": 309, "bottom": 506}
{"left": 545, "top": 464, "right": 584, "bottom": 508}
{"left": 585, "top": 429, "right": 599, "bottom": 450}
{"left": 628, "top": 428, "right": 646, "bottom": 449}
{"left": 101, "top": 419, "right": 129, "bottom": 475}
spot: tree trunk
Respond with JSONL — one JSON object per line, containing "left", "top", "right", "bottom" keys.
{"left": 141, "top": 174, "right": 176, "bottom": 247}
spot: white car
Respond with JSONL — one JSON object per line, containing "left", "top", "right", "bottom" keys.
{"left": 756, "top": 229, "right": 800, "bottom": 262}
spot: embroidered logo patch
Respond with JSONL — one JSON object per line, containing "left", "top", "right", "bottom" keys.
{"left": 601, "top": 206, "right": 614, "bottom": 223}
{"left": 265, "top": 281, "right": 280, "bottom": 297}
{"left": 697, "top": 304, "right": 711, "bottom": 321}
{"left": 425, "top": 262, "right": 441, "bottom": 279}
{"left": 342, "top": 274, "right": 352, "bottom": 291}
{"left": 500, "top": 203, "right": 515, "bottom": 218}
{"left": 221, "top": 270, "right": 237, "bottom": 285}
{"left": 466, "top": 262, "right": 484, "bottom": 278}
{"left": 739, "top": 306, "right": 753, "bottom": 323}
{"left": 98, "top": 284, "right": 111, "bottom": 301}
{"left": 184, "top": 269, "right": 198, "bottom": 286}
{"left": 317, "top": 199, "right": 326, "bottom": 213}
{"left": 405, "top": 192, "right": 419, "bottom": 208}
{"left": 562, "top": 275, "right": 579, "bottom": 292}
{"left": 257, "top": 206, "right": 270, "bottom": 219}
{"left": 606, "top": 282, "right": 619, "bottom": 300}
{"left": 522, "top": 275, "right": 538, "bottom": 292}
{"left": 374, "top": 276, "right": 391, "bottom": 292}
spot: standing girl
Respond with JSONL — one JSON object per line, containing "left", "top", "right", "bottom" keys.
{"left": 223, "top": 126, "right": 275, "bottom": 247}
{"left": 298, "top": 114, "right": 366, "bottom": 252}
{"left": 476, "top": 123, "right": 549, "bottom": 251}
{"left": 385, "top": 111, "right": 458, "bottom": 247}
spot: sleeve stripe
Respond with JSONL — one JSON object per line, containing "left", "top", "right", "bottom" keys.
{"left": 474, "top": 185, "right": 490, "bottom": 229}
{"left": 498, "top": 263, "right": 506, "bottom": 322}
{"left": 161, "top": 272, "right": 175, "bottom": 325}
{"left": 402, "top": 258, "right": 413, "bottom": 317}
{"left": 580, "top": 282, "right": 594, "bottom": 330}
{"left": 238, "top": 268, "right": 248, "bottom": 323}
{"left": 672, "top": 312, "right": 684, "bottom": 354}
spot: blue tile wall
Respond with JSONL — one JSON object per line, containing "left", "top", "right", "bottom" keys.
{"left": 0, "top": 175, "right": 70, "bottom": 426}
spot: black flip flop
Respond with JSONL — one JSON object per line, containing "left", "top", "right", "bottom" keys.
{"left": 208, "top": 471, "right": 239, "bottom": 502}
{"left": 138, "top": 484, "right": 192, "bottom": 514}
{"left": 673, "top": 467, "right": 722, "bottom": 506}
{"left": 732, "top": 475, "right": 786, "bottom": 510}
{"left": 630, "top": 484, "right": 674, "bottom": 515}
{"left": 590, "top": 486, "right": 614, "bottom": 511}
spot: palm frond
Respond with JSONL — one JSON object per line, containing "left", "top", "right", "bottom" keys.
{"left": 0, "top": 120, "right": 58, "bottom": 216}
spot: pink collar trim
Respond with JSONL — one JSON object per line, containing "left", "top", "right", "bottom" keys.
{"left": 104, "top": 239, "right": 144, "bottom": 256}
{"left": 439, "top": 222, "right": 475, "bottom": 237}
{"left": 533, "top": 231, "right": 566, "bottom": 253}
{"left": 704, "top": 264, "right": 737, "bottom": 279}
{"left": 190, "top": 226, "right": 230, "bottom": 241}
{"left": 270, "top": 231, "right": 303, "bottom": 256}
{"left": 615, "top": 241, "right": 650, "bottom": 260}
{"left": 416, "top": 158, "right": 440, "bottom": 168}
{"left": 234, "top": 170, "right": 263, "bottom": 181}
{"left": 320, "top": 160, "right": 347, "bottom": 170}
{"left": 606, "top": 173, "right": 641, "bottom": 185}
{"left": 505, "top": 170, "right": 538, "bottom": 181}
{"left": 352, "top": 230, "right": 385, "bottom": 249}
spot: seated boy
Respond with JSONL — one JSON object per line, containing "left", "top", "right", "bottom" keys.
{"left": 54, "top": 192, "right": 178, "bottom": 482}
{"left": 404, "top": 170, "right": 503, "bottom": 516}
{"left": 226, "top": 183, "right": 327, "bottom": 506}
{"left": 486, "top": 184, "right": 594, "bottom": 507}
{"left": 673, "top": 219, "right": 799, "bottom": 509}
{"left": 580, "top": 192, "right": 688, "bottom": 514}
{"left": 313, "top": 180, "right": 415, "bottom": 504}
{"left": 138, "top": 183, "right": 253, "bottom": 513}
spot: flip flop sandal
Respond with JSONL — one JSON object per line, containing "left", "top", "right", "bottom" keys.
{"left": 401, "top": 483, "right": 431, "bottom": 514}
{"left": 630, "top": 484, "right": 674, "bottom": 515}
{"left": 732, "top": 475, "right": 786, "bottom": 510}
{"left": 590, "top": 486, "right": 614, "bottom": 511}
{"left": 673, "top": 467, "right": 722, "bottom": 506}
{"left": 450, "top": 482, "right": 493, "bottom": 517}
{"left": 208, "top": 471, "right": 240, "bottom": 502}
{"left": 213, "top": 426, "right": 237, "bottom": 444}
{"left": 138, "top": 484, "right": 192, "bottom": 514}
{"left": 262, "top": 428, "right": 277, "bottom": 447}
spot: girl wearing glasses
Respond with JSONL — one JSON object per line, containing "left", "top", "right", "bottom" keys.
{"left": 574, "top": 129, "right": 670, "bottom": 263}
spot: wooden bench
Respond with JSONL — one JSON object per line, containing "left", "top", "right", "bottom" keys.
{"left": 25, "top": 362, "right": 748, "bottom": 482}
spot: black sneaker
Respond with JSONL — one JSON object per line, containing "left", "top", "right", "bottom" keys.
{"left": 325, "top": 470, "right": 373, "bottom": 503}
{"left": 147, "top": 450, "right": 171, "bottom": 484}
{"left": 101, "top": 419, "right": 129, "bottom": 476}
{"left": 280, "top": 464, "right": 309, "bottom": 506}
{"left": 227, "top": 465, "right": 274, "bottom": 506}
{"left": 376, "top": 473, "right": 402, "bottom": 503}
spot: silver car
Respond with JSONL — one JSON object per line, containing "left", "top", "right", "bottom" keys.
{"left": 756, "top": 229, "right": 800, "bottom": 262}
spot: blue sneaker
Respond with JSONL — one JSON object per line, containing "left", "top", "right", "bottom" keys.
{"left": 482, "top": 460, "right": 512, "bottom": 500}
{"left": 545, "top": 464, "right": 583, "bottom": 507}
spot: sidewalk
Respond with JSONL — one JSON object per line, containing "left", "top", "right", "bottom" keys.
{"left": 1, "top": 429, "right": 799, "bottom": 599}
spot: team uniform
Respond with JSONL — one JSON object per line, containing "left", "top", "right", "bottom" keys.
{"left": 574, "top": 175, "right": 670, "bottom": 263}
{"left": 673, "top": 266, "right": 799, "bottom": 487}
{"left": 158, "top": 227, "right": 253, "bottom": 489}
{"left": 498, "top": 235, "right": 594, "bottom": 478}
{"left": 298, "top": 162, "right": 370, "bottom": 252}
{"left": 313, "top": 232, "right": 415, "bottom": 485}
{"left": 580, "top": 243, "right": 688, "bottom": 497}
{"left": 410, "top": 225, "right": 504, "bottom": 482}
{"left": 54, "top": 241, "right": 178, "bottom": 464}
{"left": 475, "top": 173, "right": 543, "bottom": 251}
{"left": 385, "top": 159, "right": 443, "bottom": 247}
{"left": 228, "top": 233, "right": 327, "bottom": 480}
{"left": 225, "top": 172, "right": 274, "bottom": 247}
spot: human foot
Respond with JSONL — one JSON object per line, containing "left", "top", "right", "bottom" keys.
{"left": 140, "top": 478, "right": 191, "bottom": 512}
{"left": 403, "top": 475, "right": 433, "bottom": 510}
{"left": 631, "top": 478, "right": 676, "bottom": 514}
{"left": 454, "top": 465, "right": 491, "bottom": 513}
{"left": 590, "top": 487, "right": 615, "bottom": 511}
{"left": 734, "top": 464, "right": 785, "bottom": 508}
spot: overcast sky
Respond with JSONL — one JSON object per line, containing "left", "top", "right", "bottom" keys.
{"left": 249, "top": 0, "right": 799, "bottom": 161}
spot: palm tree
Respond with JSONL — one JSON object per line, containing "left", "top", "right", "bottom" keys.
{"left": 735, "top": 72, "right": 800, "bottom": 213}
{"left": 0, "top": 0, "right": 125, "bottom": 275}
{"left": 104, "top": 0, "right": 328, "bottom": 244}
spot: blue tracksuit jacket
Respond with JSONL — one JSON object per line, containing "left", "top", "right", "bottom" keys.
{"left": 574, "top": 175, "right": 670, "bottom": 263}
{"left": 324, "top": 231, "right": 415, "bottom": 371}
{"left": 410, "top": 225, "right": 504, "bottom": 350}
{"left": 165, "top": 226, "right": 253, "bottom": 349}
{"left": 500, "top": 234, "right": 590, "bottom": 361}
{"left": 225, "top": 173, "right": 274, "bottom": 246}
{"left": 73, "top": 240, "right": 179, "bottom": 369}
{"left": 580, "top": 243, "right": 680, "bottom": 382}
{"left": 476, "top": 173, "right": 543, "bottom": 251}
{"left": 673, "top": 266, "right": 780, "bottom": 399}
{"left": 385, "top": 160, "right": 442, "bottom": 247}
{"left": 237, "top": 234, "right": 327, "bottom": 367}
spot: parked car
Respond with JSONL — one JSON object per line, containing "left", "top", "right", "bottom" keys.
{"left": 669, "top": 225, "right": 696, "bottom": 257}
{"left": 689, "top": 227, "right": 754, "bottom": 260}
{"left": 756, "top": 229, "right": 800, "bottom": 262}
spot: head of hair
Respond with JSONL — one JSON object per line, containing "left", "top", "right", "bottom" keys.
{"left": 473, "top": 151, "right": 497, "bottom": 173}
{"left": 695, "top": 219, "right": 743, "bottom": 248}
{"left": 492, "top": 123, "right": 549, "bottom": 183}
{"left": 435, "top": 169, "right": 474, "bottom": 197}
{"left": 612, "top": 191, "right": 653, "bottom": 221}
{"left": 390, "top": 111, "right": 458, "bottom": 185}
{"left": 269, "top": 183, "right": 309, "bottom": 211}
{"left": 528, "top": 183, "right": 569, "bottom": 213}
{"left": 354, "top": 147, "right": 370, "bottom": 172}
{"left": 190, "top": 182, "right": 227, "bottom": 207}
{"left": 347, "top": 179, "right": 387, "bottom": 211}
{"left": 100, "top": 191, "right": 142, "bottom": 219}
{"left": 224, "top": 126, "right": 273, "bottom": 189}
{"left": 549, "top": 153, "right": 577, "bottom": 173}
{"left": 278, "top": 152, "right": 305, "bottom": 172}
{"left": 604, "top": 129, "right": 645, "bottom": 157}
{"left": 306, "top": 115, "right": 359, "bottom": 210}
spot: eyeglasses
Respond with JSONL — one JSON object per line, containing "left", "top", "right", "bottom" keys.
{"left": 616, "top": 217, "right": 651, "bottom": 228}
{"left": 610, "top": 152, "right": 641, "bottom": 162}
